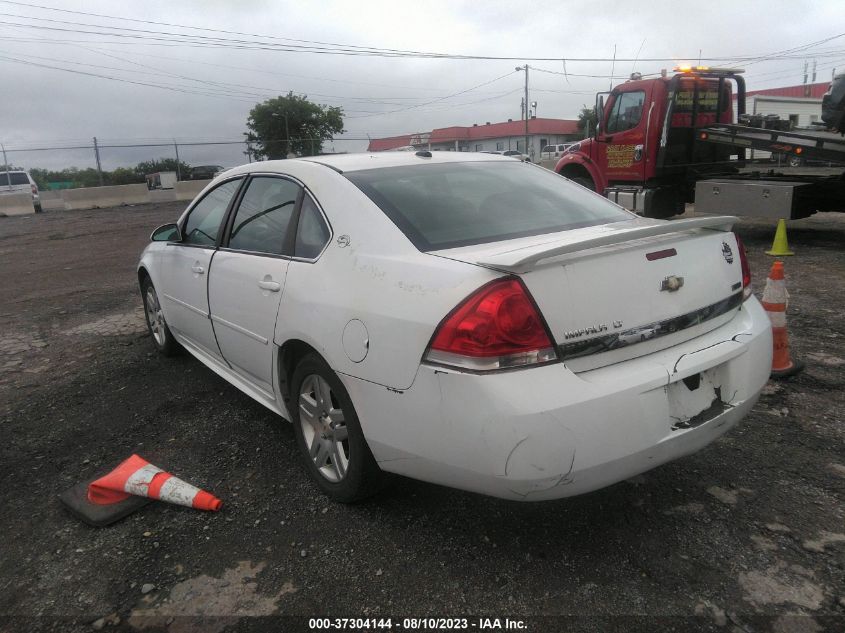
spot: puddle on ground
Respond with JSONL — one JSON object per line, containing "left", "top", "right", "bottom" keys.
{"left": 128, "top": 560, "right": 296, "bottom": 633}
{"left": 738, "top": 562, "right": 826, "bottom": 611}
{"left": 63, "top": 308, "right": 146, "bottom": 337}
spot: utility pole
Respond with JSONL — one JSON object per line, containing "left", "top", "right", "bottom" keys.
{"left": 173, "top": 140, "right": 181, "bottom": 181}
{"left": 93, "top": 136, "right": 104, "bottom": 186}
{"left": 1, "top": 142, "right": 11, "bottom": 191}
{"left": 244, "top": 142, "right": 252, "bottom": 163}
{"left": 516, "top": 64, "right": 529, "bottom": 155}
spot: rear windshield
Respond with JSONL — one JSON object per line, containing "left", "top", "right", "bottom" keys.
{"left": 346, "top": 161, "right": 631, "bottom": 250}
{"left": 0, "top": 172, "right": 30, "bottom": 186}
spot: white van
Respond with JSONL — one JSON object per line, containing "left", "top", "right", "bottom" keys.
{"left": 0, "top": 170, "right": 41, "bottom": 212}
{"left": 540, "top": 143, "right": 576, "bottom": 161}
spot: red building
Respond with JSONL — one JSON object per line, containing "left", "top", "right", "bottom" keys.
{"left": 367, "top": 118, "right": 581, "bottom": 158}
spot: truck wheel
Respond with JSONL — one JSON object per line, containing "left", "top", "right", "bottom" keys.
{"left": 569, "top": 176, "right": 595, "bottom": 191}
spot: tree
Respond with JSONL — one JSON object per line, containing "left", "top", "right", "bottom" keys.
{"left": 110, "top": 167, "right": 144, "bottom": 186}
{"left": 576, "top": 105, "right": 598, "bottom": 135}
{"left": 245, "top": 92, "right": 344, "bottom": 159}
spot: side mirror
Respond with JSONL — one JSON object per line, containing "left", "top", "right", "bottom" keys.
{"left": 594, "top": 92, "right": 610, "bottom": 139}
{"left": 151, "top": 223, "right": 181, "bottom": 242}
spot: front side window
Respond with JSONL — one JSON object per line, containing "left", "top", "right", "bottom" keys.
{"left": 183, "top": 179, "right": 242, "bottom": 246}
{"left": 294, "top": 195, "right": 330, "bottom": 259}
{"left": 606, "top": 90, "right": 645, "bottom": 133}
{"left": 347, "top": 162, "right": 631, "bottom": 251}
{"left": 228, "top": 177, "right": 299, "bottom": 256}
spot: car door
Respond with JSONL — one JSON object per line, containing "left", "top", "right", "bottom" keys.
{"left": 157, "top": 177, "right": 243, "bottom": 360}
{"left": 598, "top": 87, "right": 649, "bottom": 183}
{"left": 208, "top": 175, "right": 301, "bottom": 395}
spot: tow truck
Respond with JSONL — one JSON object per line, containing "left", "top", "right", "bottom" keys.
{"left": 554, "top": 68, "right": 845, "bottom": 219}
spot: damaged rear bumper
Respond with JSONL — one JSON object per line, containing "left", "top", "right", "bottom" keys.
{"left": 340, "top": 298, "right": 772, "bottom": 501}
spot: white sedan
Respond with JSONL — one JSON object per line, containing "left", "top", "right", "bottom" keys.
{"left": 138, "top": 152, "right": 772, "bottom": 502}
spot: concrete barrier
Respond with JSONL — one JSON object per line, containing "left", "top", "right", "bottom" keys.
{"left": 149, "top": 189, "right": 177, "bottom": 203}
{"left": 17, "top": 180, "right": 214, "bottom": 213}
{"left": 0, "top": 192, "right": 36, "bottom": 216}
{"left": 39, "top": 190, "right": 66, "bottom": 212}
{"left": 61, "top": 184, "right": 150, "bottom": 210}
{"left": 175, "top": 180, "right": 211, "bottom": 201}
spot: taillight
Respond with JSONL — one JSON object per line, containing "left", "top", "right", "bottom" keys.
{"left": 424, "top": 278, "right": 558, "bottom": 371}
{"left": 31, "top": 184, "right": 37, "bottom": 195}
{"left": 733, "top": 232, "right": 752, "bottom": 300}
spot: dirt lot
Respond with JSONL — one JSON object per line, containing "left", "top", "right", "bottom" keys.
{"left": 0, "top": 203, "right": 843, "bottom": 633}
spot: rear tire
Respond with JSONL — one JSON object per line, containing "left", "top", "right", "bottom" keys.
{"left": 141, "top": 277, "right": 180, "bottom": 357}
{"left": 291, "top": 353, "right": 384, "bottom": 503}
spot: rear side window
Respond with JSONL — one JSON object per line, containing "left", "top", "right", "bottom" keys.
{"left": 0, "top": 173, "right": 30, "bottom": 186}
{"left": 228, "top": 177, "right": 299, "bottom": 256}
{"left": 183, "top": 179, "right": 242, "bottom": 246}
{"left": 346, "top": 162, "right": 630, "bottom": 251}
{"left": 294, "top": 196, "right": 330, "bottom": 259}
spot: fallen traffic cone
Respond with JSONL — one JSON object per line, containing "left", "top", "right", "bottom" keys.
{"left": 761, "top": 261, "right": 803, "bottom": 379}
{"left": 766, "top": 219, "right": 794, "bottom": 256}
{"left": 87, "top": 454, "right": 222, "bottom": 511}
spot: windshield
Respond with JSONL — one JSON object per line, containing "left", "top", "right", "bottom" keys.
{"left": 346, "top": 161, "right": 631, "bottom": 250}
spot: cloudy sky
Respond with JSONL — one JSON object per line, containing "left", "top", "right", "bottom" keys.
{"left": 2, "top": 0, "right": 842, "bottom": 171}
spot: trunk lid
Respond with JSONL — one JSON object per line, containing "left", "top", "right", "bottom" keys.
{"left": 433, "top": 217, "right": 745, "bottom": 372}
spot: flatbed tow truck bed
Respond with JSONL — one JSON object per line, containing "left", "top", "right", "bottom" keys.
{"left": 699, "top": 124, "right": 845, "bottom": 165}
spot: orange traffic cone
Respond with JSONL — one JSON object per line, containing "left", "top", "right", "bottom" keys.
{"left": 87, "top": 454, "right": 222, "bottom": 511}
{"left": 760, "top": 261, "right": 803, "bottom": 379}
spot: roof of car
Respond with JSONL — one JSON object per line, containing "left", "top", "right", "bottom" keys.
{"left": 230, "top": 151, "right": 516, "bottom": 176}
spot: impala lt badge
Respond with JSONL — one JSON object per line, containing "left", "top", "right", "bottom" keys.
{"left": 722, "top": 242, "right": 734, "bottom": 264}
{"left": 660, "top": 275, "right": 684, "bottom": 292}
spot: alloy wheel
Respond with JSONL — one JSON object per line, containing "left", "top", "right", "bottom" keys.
{"left": 298, "top": 373, "right": 350, "bottom": 482}
{"left": 144, "top": 287, "right": 166, "bottom": 347}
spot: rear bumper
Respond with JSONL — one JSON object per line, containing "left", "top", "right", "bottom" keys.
{"left": 340, "top": 298, "right": 772, "bottom": 501}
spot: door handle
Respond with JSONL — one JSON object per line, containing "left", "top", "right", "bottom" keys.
{"left": 191, "top": 264, "right": 205, "bottom": 275}
{"left": 258, "top": 280, "right": 281, "bottom": 292}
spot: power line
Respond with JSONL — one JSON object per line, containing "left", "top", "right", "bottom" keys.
{"left": 345, "top": 71, "right": 520, "bottom": 119}
{"left": 0, "top": 4, "right": 842, "bottom": 63}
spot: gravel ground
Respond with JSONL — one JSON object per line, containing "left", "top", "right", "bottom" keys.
{"left": 0, "top": 203, "right": 842, "bottom": 633}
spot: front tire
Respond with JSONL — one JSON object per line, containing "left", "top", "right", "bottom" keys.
{"left": 569, "top": 175, "right": 595, "bottom": 191}
{"left": 141, "top": 277, "right": 180, "bottom": 357}
{"left": 291, "top": 353, "right": 384, "bottom": 502}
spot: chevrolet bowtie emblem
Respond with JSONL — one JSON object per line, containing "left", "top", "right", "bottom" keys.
{"left": 661, "top": 275, "right": 684, "bottom": 292}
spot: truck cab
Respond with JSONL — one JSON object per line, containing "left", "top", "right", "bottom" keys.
{"left": 556, "top": 67, "right": 743, "bottom": 217}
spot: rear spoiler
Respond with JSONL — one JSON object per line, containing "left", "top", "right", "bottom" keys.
{"left": 477, "top": 216, "right": 737, "bottom": 273}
